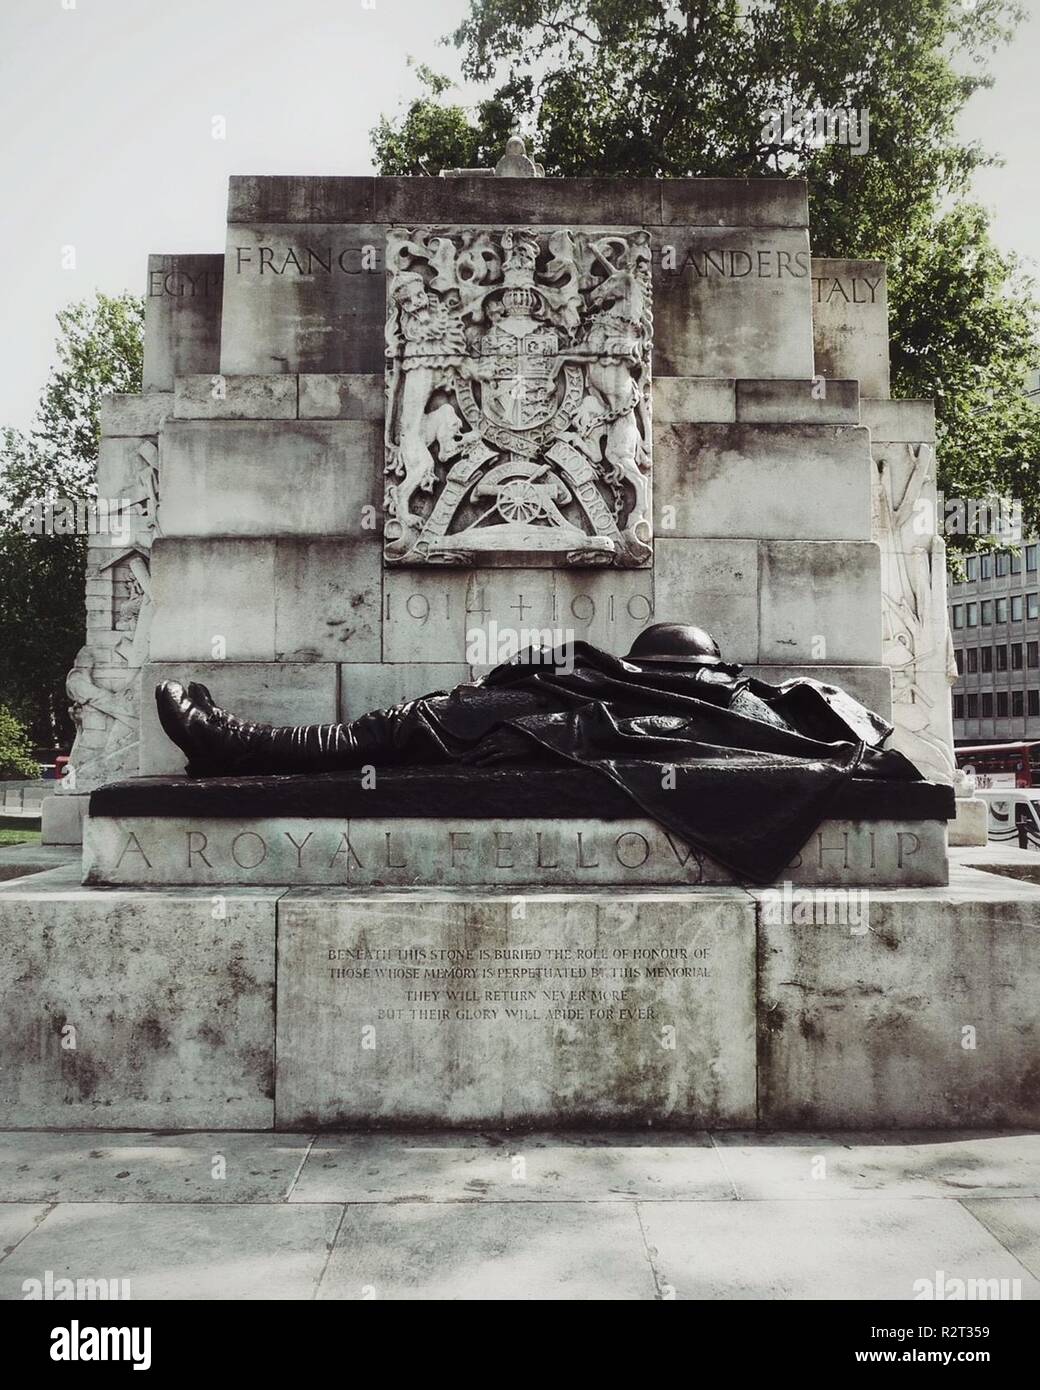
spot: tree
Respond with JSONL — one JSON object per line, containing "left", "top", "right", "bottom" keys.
{"left": 0, "top": 293, "right": 144, "bottom": 746}
{"left": 0, "top": 704, "right": 38, "bottom": 780}
{"left": 371, "top": 0, "right": 1040, "bottom": 536}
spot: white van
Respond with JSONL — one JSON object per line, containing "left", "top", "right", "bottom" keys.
{"left": 975, "top": 789, "right": 1040, "bottom": 849}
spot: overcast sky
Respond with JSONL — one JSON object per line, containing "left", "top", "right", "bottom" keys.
{"left": 1, "top": 0, "right": 1037, "bottom": 432}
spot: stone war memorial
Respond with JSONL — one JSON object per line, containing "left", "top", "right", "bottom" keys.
{"left": 3, "top": 146, "right": 1036, "bottom": 1133}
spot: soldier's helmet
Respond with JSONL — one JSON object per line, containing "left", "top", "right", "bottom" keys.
{"left": 624, "top": 623, "right": 723, "bottom": 666}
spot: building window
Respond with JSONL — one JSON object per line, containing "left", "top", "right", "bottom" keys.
{"left": 952, "top": 605, "right": 963, "bottom": 629}
{"left": 1028, "top": 544, "right": 1038, "bottom": 572}
{"left": 981, "top": 554, "right": 993, "bottom": 579}
{"left": 1029, "top": 690, "right": 1039, "bottom": 717}
{"left": 1012, "top": 551, "right": 1023, "bottom": 574}
{"left": 1029, "top": 593, "right": 1039, "bottom": 621}
{"left": 954, "top": 694, "right": 965, "bottom": 719}
{"left": 966, "top": 556, "right": 979, "bottom": 581}
{"left": 1012, "top": 595, "right": 1024, "bottom": 622}
{"left": 996, "top": 597, "right": 1009, "bottom": 623}
{"left": 997, "top": 646, "right": 1009, "bottom": 671}
{"left": 981, "top": 599, "right": 993, "bottom": 624}
{"left": 997, "top": 692, "right": 1009, "bottom": 717}
{"left": 966, "top": 602, "right": 978, "bottom": 626}
{"left": 996, "top": 551, "right": 1009, "bottom": 577}
{"left": 982, "top": 693, "right": 994, "bottom": 718}
{"left": 1029, "top": 642, "right": 1039, "bottom": 669}
{"left": 982, "top": 647, "right": 994, "bottom": 672}
{"left": 1013, "top": 690, "right": 1025, "bottom": 718}
{"left": 967, "top": 693, "right": 979, "bottom": 718}
{"left": 966, "top": 648, "right": 979, "bottom": 673}
{"left": 1013, "top": 642, "right": 1023, "bottom": 670}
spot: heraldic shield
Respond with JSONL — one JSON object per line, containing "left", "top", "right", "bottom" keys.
{"left": 383, "top": 225, "right": 653, "bottom": 568}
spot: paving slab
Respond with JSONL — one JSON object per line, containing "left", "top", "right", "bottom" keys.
{"left": 638, "top": 1198, "right": 1040, "bottom": 1300}
{"left": 0, "top": 1202, "right": 343, "bottom": 1301}
{"left": 318, "top": 1201, "right": 656, "bottom": 1300}
{"left": 0, "top": 1132, "right": 313, "bottom": 1204}
{"left": 713, "top": 1131, "right": 1040, "bottom": 1201}
{"left": 291, "top": 1131, "right": 733, "bottom": 1204}
{"left": 0, "top": 1203, "right": 52, "bottom": 1260}
{"left": 963, "top": 1199, "right": 1040, "bottom": 1280}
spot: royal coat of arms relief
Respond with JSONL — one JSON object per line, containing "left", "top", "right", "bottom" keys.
{"left": 383, "top": 226, "right": 653, "bottom": 567}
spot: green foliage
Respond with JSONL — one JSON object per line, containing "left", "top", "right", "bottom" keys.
{"left": 0, "top": 293, "right": 144, "bottom": 745}
{"left": 0, "top": 704, "right": 39, "bottom": 779}
{"left": 372, "top": 0, "right": 1040, "bottom": 537}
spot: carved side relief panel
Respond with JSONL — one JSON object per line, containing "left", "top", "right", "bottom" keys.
{"left": 384, "top": 226, "right": 653, "bottom": 567}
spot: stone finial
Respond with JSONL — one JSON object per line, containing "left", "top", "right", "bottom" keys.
{"left": 439, "top": 135, "right": 545, "bottom": 179}
{"left": 494, "top": 135, "right": 544, "bottom": 178}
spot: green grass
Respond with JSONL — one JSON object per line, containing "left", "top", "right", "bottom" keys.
{"left": 0, "top": 827, "right": 42, "bottom": 847}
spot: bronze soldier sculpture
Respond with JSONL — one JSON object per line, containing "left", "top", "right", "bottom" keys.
{"left": 156, "top": 623, "right": 924, "bottom": 881}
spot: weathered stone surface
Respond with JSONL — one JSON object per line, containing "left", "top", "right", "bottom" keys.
{"left": 274, "top": 540, "right": 381, "bottom": 662}
{"left": 226, "top": 174, "right": 809, "bottom": 230}
{"left": 0, "top": 878, "right": 277, "bottom": 1128}
{"left": 82, "top": 815, "right": 948, "bottom": 888}
{"left": 40, "top": 793, "right": 89, "bottom": 846}
{"left": 758, "top": 540, "right": 882, "bottom": 664}
{"left": 756, "top": 867, "right": 1040, "bottom": 1127}
{"left": 863, "top": 398, "right": 936, "bottom": 444}
{"left": 949, "top": 797, "right": 989, "bottom": 847}
{"left": 149, "top": 537, "right": 276, "bottom": 661}
{"left": 99, "top": 391, "right": 173, "bottom": 437}
{"left": 811, "top": 257, "right": 890, "bottom": 398}
{"left": 157, "top": 420, "right": 382, "bottom": 538}
{"left": 735, "top": 378, "right": 859, "bottom": 424}
{"left": 654, "top": 424, "right": 872, "bottom": 540}
{"left": 220, "top": 224, "right": 384, "bottom": 375}
{"left": 143, "top": 254, "right": 223, "bottom": 392}
{"left": 140, "top": 662, "right": 339, "bottom": 775}
{"left": 654, "top": 228, "right": 814, "bottom": 379}
{"left": 275, "top": 890, "right": 757, "bottom": 1127}
{"left": 653, "top": 377, "right": 735, "bottom": 423}
{"left": 653, "top": 538, "right": 759, "bottom": 664}
{"left": 298, "top": 373, "right": 383, "bottom": 420}
{"left": 173, "top": 374, "right": 297, "bottom": 420}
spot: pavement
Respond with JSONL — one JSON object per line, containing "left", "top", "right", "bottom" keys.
{"left": 1, "top": 1130, "right": 1038, "bottom": 1299}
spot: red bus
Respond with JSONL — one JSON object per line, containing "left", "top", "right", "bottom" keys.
{"left": 955, "top": 742, "right": 1040, "bottom": 789}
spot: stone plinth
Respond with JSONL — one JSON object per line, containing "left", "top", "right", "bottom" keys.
{"left": 82, "top": 768, "right": 955, "bottom": 889}
{"left": 276, "top": 889, "right": 757, "bottom": 1128}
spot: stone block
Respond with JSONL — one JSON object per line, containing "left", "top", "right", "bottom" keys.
{"left": 862, "top": 398, "right": 936, "bottom": 444}
{"left": 158, "top": 420, "right": 382, "bottom": 539}
{"left": 655, "top": 424, "right": 872, "bottom": 541}
{"left": 735, "top": 379, "right": 859, "bottom": 424}
{"left": 220, "top": 224, "right": 384, "bottom": 375}
{"left": 140, "top": 662, "right": 339, "bottom": 775}
{"left": 758, "top": 540, "right": 882, "bottom": 664}
{"left": 654, "top": 538, "right": 759, "bottom": 664}
{"left": 811, "top": 258, "right": 890, "bottom": 398}
{"left": 657, "top": 178, "right": 809, "bottom": 228}
{"left": 82, "top": 815, "right": 947, "bottom": 889}
{"left": 382, "top": 569, "right": 471, "bottom": 664}
{"left": 173, "top": 374, "right": 298, "bottom": 420}
{"left": 653, "top": 378, "right": 736, "bottom": 423}
{"left": 298, "top": 373, "right": 383, "bottom": 420}
{"left": 149, "top": 537, "right": 276, "bottom": 661}
{"left": 654, "top": 228, "right": 814, "bottom": 378}
{"left": 273, "top": 539, "right": 381, "bottom": 662}
{"left": 949, "top": 798, "right": 989, "bottom": 848}
{"left": 339, "top": 664, "right": 471, "bottom": 721}
{"left": 0, "top": 878, "right": 277, "bottom": 1128}
{"left": 550, "top": 569, "right": 656, "bottom": 657}
{"left": 757, "top": 870, "right": 1040, "bottom": 1126}
{"left": 40, "top": 793, "right": 89, "bottom": 846}
{"left": 274, "top": 890, "right": 758, "bottom": 1126}
{"left": 143, "top": 254, "right": 223, "bottom": 392}
{"left": 99, "top": 392, "right": 172, "bottom": 438}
